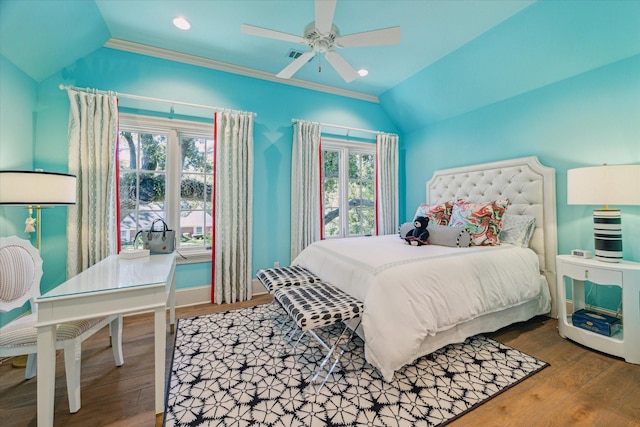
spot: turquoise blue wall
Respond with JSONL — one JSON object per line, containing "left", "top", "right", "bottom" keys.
{"left": 27, "top": 47, "right": 397, "bottom": 295}
{"left": 0, "top": 55, "right": 38, "bottom": 324}
{"left": 0, "top": 55, "right": 37, "bottom": 235}
{"left": 397, "top": 56, "right": 640, "bottom": 309}
{"left": 379, "top": 0, "right": 640, "bottom": 312}
{"left": 380, "top": 0, "right": 640, "bottom": 133}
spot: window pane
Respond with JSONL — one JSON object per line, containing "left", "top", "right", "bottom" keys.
{"left": 119, "top": 172, "right": 138, "bottom": 210}
{"left": 118, "top": 129, "right": 168, "bottom": 250}
{"left": 347, "top": 152, "right": 374, "bottom": 236}
{"left": 324, "top": 208, "right": 340, "bottom": 237}
{"left": 349, "top": 208, "right": 361, "bottom": 235}
{"left": 118, "top": 132, "right": 139, "bottom": 170}
{"left": 138, "top": 173, "right": 165, "bottom": 205}
{"left": 361, "top": 207, "right": 375, "bottom": 235}
{"left": 119, "top": 210, "right": 136, "bottom": 250}
{"left": 321, "top": 144, "right": 376, "bottom": 238}
{"left": 323, "top": 151, "right": 339, "bottom": 177}
{"left": 348, "top": 153, "right": 360, "bottom": 180}
{"left": 205, "top": 175, "right": 213, "bottom": 211}
{"left": 181, "top": 173, "right": 207, "bottom": 208}
{"left": 361, "top": 153, "right": 375, "bottom": 180}
{"left": 181, "top": 138, "right": 209, "bottom": 172}
{"left": 179, "top": 210, "right": 212, "bottom": 247}
{"left": 322, "top": 149, "right": 341, "bottom": 237}
{"left": 179, "top": 137, "right": 214, "bottom": 249}
{"left": 139, "top": 134, "right": 167, "bottom": 172}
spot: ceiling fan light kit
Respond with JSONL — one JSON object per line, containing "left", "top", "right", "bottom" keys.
{"left": 241, "top": 0, "right": 400, "bottom": 83}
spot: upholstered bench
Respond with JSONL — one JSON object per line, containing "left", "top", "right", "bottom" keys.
{"left": 256, "top": 265, "right": 321, "bottom": 337}
{"left": 256, "top": 265, "right": 320, "bottom": 293}
{"left": 273, "top": 282, "right": 364, "bottom": 395}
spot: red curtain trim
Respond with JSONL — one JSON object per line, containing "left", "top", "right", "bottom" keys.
{"left": 211, "top": 113, "right": 217, "bottom": 303}
{"left": 318, "top": 138, "right": 324, "bottom": 241}
{"left": 115, "top": 98, "right": 122, "bottom": 253}
{"left": 374, "top": 140, "right": 380, "bottom": 236}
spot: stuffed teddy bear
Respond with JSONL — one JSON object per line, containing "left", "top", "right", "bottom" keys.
{"left": 404, "top": 216, "right": 430, "bottom": 246}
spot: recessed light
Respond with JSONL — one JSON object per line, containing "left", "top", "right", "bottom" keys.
{"left": 358, "top": 69, "right": 369, "bottom": 77}
{"left": 173, "top": 17, "right": 191, "bottom": 30}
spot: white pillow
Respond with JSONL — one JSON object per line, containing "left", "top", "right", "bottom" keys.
{"left": 499, "top": 214, "right": 536, "bottom": 247}
{"left": 427, "top": 225, "right": 472, "bottom": 247}
{"left": 398, "top": 222, "right": 414, "bottom": 239}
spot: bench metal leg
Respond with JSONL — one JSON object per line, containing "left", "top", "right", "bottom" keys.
{"left": 263, "top": 301, "right": 299, "bottom": 349}
{"left": 304, "top": 319, "right": 361, "bottom": 397}
{"left": 273, "top": 324, "right": 306, "bottom": 358}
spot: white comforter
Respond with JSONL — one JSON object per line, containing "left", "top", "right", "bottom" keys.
{"left": 292, "top": 235, "right": 551, "bottom": 381}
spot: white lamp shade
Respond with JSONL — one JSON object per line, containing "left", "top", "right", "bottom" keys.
{"left": 567, "top": 164, "right": 640, "bottom": 206}
{"left": 0, "top": 171, "right": 77, "bottom": 205}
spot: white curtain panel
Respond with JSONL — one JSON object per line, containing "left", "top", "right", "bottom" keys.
{"left": 376, "top": 133, "right": 399, "bottom": 235}
{"left": 66, "top": 89, "right": 118, "bottom": 277}
{"left": 213, "top": 112, "right": 254, "bottom": 304}
{"left": 290, "top": 121, "right": 321, "bottom": 260}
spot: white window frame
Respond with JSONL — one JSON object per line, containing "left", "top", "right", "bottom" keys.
{"left": 322, "top": 138, "right": 376, "bottom": 239}
{"left": 119, "top": 113, "right": 214, "bottom": 264}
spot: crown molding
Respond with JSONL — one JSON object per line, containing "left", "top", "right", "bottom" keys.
{"left": 104, "top": 38, "right": 379, "bottom": 104}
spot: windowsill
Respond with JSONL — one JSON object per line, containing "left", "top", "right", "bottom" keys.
{"left": 174, "top": 248, "right": 211, "bottom": 265}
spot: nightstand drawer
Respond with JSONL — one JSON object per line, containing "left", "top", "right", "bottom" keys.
{"left": 561, "top": 262, "right": 622, "bottom": 285}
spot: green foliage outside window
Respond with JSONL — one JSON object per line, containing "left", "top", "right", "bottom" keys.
{"left": 119, "top": 130, "right": 213, "bottom": 250}
{"left": 322, "top": 147, "right": 375, "bottom": 237}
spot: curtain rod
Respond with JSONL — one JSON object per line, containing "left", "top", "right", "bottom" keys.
{"left": 59, "top": 84, "right": 256, "bottom": 117}
{"left": 291, "top": 118, "right": 395, "bottom": 137}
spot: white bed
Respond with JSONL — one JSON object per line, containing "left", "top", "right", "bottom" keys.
{"left": 292, "top": 156, "right": 558, "bottom": 381}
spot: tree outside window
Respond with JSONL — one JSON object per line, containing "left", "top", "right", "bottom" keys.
{"left": 118, "top": 116, "right": 213, "bottom": 251}
{"left": 322, "top": 140, "right": 375, "bottom": 238}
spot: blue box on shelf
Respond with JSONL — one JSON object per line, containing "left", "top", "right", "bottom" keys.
{"left": 572, "top": 309, "right": 621, "bottom": 337}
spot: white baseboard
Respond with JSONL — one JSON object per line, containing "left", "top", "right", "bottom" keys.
{"left": 174, "top": 279, "right": 267, "bottom": 308}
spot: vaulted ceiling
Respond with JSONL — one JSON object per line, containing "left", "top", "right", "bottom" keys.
{"left": 1, "top": 0, "right": 637, "bottom": 129}
{"left": 1, "top": 0, "right": 534, "bottom": 95}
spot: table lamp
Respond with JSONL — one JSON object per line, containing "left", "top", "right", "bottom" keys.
{"left": 0, "top": 170, "right": 77, "bottom": 250}
{"left": 567, "top": 164, "right": 640, "bottom": 262}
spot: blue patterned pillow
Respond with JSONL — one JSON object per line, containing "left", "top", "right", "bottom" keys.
{"left": 499, "top": 214, "right": 536, "bottom": 248}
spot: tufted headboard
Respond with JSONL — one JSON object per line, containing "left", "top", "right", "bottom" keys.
{"left": 426, "top": 156, "right": 558, "bottom": 318}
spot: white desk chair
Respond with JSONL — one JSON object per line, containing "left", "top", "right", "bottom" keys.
{"left": 0, "top": 236, "right": 124, "bottom": 413}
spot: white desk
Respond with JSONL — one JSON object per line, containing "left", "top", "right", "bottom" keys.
{"left": 35, "top": 253, "right": 176, "bottom": 426}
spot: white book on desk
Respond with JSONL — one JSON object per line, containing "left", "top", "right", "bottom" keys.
{"left": 119, "top": 249, "right": 150, "bottom": 259}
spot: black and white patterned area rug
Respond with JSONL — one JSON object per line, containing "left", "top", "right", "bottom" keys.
{"left": 164, "top": 304, "right": 548, "bottom": 427}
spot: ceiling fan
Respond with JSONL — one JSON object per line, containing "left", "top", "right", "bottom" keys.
{"left": 241, "top": 0, "right": 401, "bottom": 83}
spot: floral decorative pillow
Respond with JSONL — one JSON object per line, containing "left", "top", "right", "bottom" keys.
{"left": 449, "top": 199, "right": 508, "bottom": 246}
{"left": 413, "top": 201, "right": 453, "bottom": 226}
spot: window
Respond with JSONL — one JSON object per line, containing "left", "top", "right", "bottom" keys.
{"left": 118, "top": 114, "right": 214, "bottom": 256}
{"left": 322, "top": 139, "right": 376, "bottom": 238}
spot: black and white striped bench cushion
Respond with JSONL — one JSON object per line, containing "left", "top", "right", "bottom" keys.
{"left": 256, "top": 266, "right": 320, "bottom": 293}
{"left": 274, "top": 282, "right": 363, "bottom": 331}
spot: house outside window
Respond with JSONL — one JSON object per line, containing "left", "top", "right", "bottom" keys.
{"left": 322, "top": 139, "right": 376, "bottom": 238}
{"left": 118, "top": 114, "right": 214, "bottom": 259}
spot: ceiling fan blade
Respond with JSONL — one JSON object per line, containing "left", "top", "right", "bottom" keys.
{"left": 336, "top": 26, "right": 402, "bottom": 48}
{"left": 276, "top": 50, "right": 316, "bottom": 79}
{"left": 241, "top": 24, "right": 305, "bottom": 44}
{"left": 325, "top": 50, "right": 360, "bottom": 83}
{"left": 315, "top": 0, "right": 337, "bottom": 34}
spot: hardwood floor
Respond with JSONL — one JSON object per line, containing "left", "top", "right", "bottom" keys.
{"left": 1, "top": 294, "right": 638, "bottom": 426}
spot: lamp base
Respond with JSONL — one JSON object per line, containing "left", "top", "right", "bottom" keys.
{"left": 593, "top": 209, "right": 622, "bottom": 263}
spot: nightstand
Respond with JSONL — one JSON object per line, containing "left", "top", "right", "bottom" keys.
{"left": 556, "top": 255, "right": 640, "bottom": 364}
